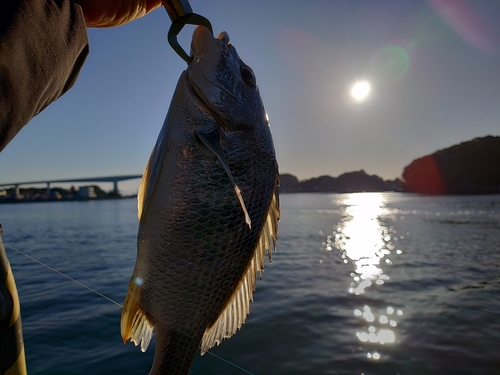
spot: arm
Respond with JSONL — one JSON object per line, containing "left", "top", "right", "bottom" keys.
{"left": 0, "top": 0, "right": 164, "bottom": 152}
{"left": 0, "top": 0, "right": 89, "bottom": 152}
{"left": 80, "top": 0, "right": 162, "bottom": 28}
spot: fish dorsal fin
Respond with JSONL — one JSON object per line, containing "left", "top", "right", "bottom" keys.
{"left": 121, "top": 279, "right": 155, "bottom": 352}
{"left": 200, "top": 183, "right": 280, "bottom": 354}
{"left": 137, "top": 148, "right": 153, "bottom": 220}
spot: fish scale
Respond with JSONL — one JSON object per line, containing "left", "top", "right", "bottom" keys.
{"left": 121, "top": 25, "right": 279, "bottom": 375}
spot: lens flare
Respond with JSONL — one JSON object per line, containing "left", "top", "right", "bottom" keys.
{"left": 370, "top": 45, "right": 410, "bottom": 85}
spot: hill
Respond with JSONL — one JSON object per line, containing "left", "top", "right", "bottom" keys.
{"left": 401, "top": 135, "right": 500, "bottom": 195}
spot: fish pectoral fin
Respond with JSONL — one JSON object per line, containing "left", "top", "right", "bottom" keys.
{"left": 200, "top": 184, "right": 279, "bottom": 354}
{"left": 194, "top": 129, "right": 251, "bottom": 228}
{"left": 121, "top": 279, "right": 155, "bottom": 352}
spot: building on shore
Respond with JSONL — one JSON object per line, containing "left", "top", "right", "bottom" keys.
{"left": 78, "top": 186, "right": 97, "bottom": 199}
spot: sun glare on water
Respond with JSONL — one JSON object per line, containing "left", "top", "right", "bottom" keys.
{"left": 350, "top": 81, "right": 371, "bottom": 101}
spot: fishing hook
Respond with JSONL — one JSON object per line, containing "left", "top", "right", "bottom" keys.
{"left": 162, "top": 0, "right": 214, "bottom": 64}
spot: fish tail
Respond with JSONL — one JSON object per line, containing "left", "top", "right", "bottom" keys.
{"left": 121, "top": 278, "right": 155, "bottom": 352}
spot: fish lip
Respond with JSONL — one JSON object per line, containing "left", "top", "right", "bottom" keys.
{"left": 191, "top": 25, "right": 216, "bottom": 57}
{"left": 191, "top": 26, "right": 230, "bottom": 60}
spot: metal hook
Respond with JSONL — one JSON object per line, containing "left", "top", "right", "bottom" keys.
{"left": 162, "top": 0, "right": 213, "bottom": 64}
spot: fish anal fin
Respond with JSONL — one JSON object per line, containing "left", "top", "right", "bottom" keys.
{"left": 200, "top": 187, "right": 279, "bottom": 354}
{"left": 121, "top": 279, "right": 155, "bottom": 352}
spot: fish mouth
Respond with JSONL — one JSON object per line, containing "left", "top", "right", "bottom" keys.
{"left": 190, "top": 26, "right": 231, "bottom": 61}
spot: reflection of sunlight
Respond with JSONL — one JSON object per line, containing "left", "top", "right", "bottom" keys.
{"left": 334, "top": 193, "right": 389, "bottom": 295}
{"left": 367, "top": 352, "right": 381, "bottom": 360}
{"left": 356, "top": 328, "right": 395, "bottom": 344}
{"left": 326, "top": 193, "right": 405, "bottom": 360}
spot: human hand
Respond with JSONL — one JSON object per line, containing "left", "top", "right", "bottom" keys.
{"left": 80, "top": 0, "right": 163, "bottom": 28}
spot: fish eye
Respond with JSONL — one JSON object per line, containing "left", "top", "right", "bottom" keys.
{"left": 240, "top": 66, "right": 256, "bottom": 87}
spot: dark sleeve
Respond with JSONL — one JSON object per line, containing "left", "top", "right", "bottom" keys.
{"left": 0, "top": 0, "right": 89, "bottom": 152}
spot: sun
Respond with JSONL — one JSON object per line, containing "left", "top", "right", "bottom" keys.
{"left": 350, "top": 81, "right": 371, "bottom": 101}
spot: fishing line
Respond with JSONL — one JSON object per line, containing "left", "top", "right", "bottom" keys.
{"left": 4, "top": 242, "right": 255, "bottom": 375}
{"left": 4, "top": 243, "right": 123, "bottom": 308}
{"left": 204, "top": 351, "right": 254, "bottom": 375}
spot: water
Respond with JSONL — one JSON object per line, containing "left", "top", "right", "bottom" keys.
{"left": 1, "top": 193, "right": 500, "bottom": 374}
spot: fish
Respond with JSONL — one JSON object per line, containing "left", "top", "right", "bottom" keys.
{"left": 120, "top": 25, "right": 279, "bottom": 375}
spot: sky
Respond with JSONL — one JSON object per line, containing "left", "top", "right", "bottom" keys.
{"left": 1, "top": 0, "right": 500, "bottom": 194}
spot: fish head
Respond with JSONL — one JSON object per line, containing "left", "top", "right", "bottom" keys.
{"left": 187, "top": 26, "right": 267, "bottom": 133}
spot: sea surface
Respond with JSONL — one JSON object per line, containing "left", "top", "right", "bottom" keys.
{"left": 1, "top": 192, "right": 499, "bottom": 375}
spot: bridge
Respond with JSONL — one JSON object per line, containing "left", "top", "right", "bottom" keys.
{"left": 0, "top": 175, "right": 143, "bottom": 196}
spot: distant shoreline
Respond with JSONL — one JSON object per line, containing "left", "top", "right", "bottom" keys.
{"left": 0, "top": 184, "right": 137, "bottom": 204}
{"left": 3, "top": 135, "right": 499, "bottom": 201}
{"left": 0, "top": 195, "right": 137, "bottom": 205}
